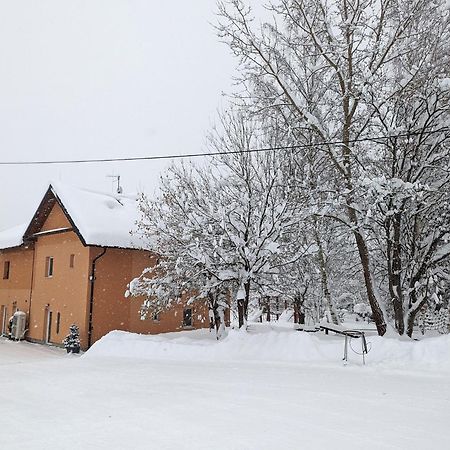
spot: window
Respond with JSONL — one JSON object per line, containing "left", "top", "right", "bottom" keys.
{"left": 69, "top": 254, "right": 75, "bottom": 268}
{"left": 56, "top": 312, "right": 61, "bottom": 334}
{"left": 183, "top": 308, "right": 193, "bottom": 327}
{"left": 152, "top": 311, "right": 160, "bottom": 322}
{"left": 45, "top": 257, "right": 54, "bottom": 277}
{"left": 3, "top": 261, "right": 10, "bottom": 280}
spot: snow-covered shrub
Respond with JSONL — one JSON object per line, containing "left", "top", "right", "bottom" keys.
{"left": 63, "top": 324, "right": 81, "bottom": 354}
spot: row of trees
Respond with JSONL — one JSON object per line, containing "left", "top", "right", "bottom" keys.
{"left": 128, "top": 0, "right": 450, "bottom": 337}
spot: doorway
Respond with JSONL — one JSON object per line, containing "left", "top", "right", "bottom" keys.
{"left": 1, "top": 306, "right": 7, "bottom": 336}
{"left": 45, "top": 309, "right": 53, "bottom": 344}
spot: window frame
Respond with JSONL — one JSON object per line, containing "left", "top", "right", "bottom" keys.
{"left": 45, "top": 257, "right": 54, "bottom": 278}
{"left": 3, "top": 261, "right": 10, "bottom": 280}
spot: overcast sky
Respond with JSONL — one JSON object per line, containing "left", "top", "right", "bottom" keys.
{"left": 0, "top": 0, "right": 236, "bottom": 230}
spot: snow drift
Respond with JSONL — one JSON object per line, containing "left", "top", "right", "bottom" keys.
{"left": 85, "top": 327, "right": 450, "bottom": 369}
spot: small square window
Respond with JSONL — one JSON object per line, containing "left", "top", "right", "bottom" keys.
{"left": 45, "top": 257, "right": 54, "bottom": 278}
{"left": 152, "top": 311, "right": 160, "bottom": 322}
{"left": 69, "top": 254, "right": 75, "bottom": 268}
{"left": 3, "top": 261, "right": 10, "bottom": 280}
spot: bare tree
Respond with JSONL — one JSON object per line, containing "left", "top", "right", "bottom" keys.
{"left": 217, "top": 0, "right": 450, "bottom": 335}
{"left": 129, "top": 111, "right": 306, "bottom": 331}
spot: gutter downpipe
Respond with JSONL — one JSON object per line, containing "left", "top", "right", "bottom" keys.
{"left": 88, "top": 247, "right": 107, "bottom": 349}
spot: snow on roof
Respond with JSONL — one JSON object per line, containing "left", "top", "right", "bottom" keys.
{"left": 0, "top": 183, "right": 147, "bottom": 251}
{"left": 50, "top": 182, "right": 145, "bottom": 250}
{"left": 0, "top": 223, "right": 28, "bottom": 250}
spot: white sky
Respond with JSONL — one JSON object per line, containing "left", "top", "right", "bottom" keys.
{"left": 0, "top": 0, "right": 236, "bottom": 230}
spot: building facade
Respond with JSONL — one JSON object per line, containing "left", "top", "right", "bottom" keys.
{"left": 0, "top": 183, "right": 208, "bottom": 350}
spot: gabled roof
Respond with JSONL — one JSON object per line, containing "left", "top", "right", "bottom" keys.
{"left": 0, "top": 182, "right": 146, "bottom": 251}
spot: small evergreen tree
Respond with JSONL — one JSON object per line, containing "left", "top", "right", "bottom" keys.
{"left": 63, "top": 324, "right": 81, "bottom": 353}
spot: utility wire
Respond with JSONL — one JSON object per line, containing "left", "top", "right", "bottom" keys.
{"left": 0, "top": 129, "right": 447, "bottom": 166}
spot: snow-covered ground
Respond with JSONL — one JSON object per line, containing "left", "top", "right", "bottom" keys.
{"left": 1, "top": 326, "right": 449, "bottom": 450}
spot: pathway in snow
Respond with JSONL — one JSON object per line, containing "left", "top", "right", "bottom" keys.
{"left": 0, "top": 335, "right": 449, "bottom": 450}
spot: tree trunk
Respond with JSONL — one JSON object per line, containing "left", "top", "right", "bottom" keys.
{"left": 353, "top": 229, "right": 387, "bottom": 336}
{"left": 293, "top": 296, "right": 300, "bottom": 324}
{"left": 293, "top": 306, "right": 299, "bottom": 324}
{"left": 314, "top": 222, "right": 340, "bottom": 325}
{"left": 208, "top": 292, "right": 225, "bottom": 340}
{"left": 237, "top": 280, "right": 251, "bottom": 328}
{"left": 344, "top": 172, "right": 386, "bottom": 335}
{"left": 340, "top": 60, "right": 386, "bottom": 336}
{"left": 406, "top": 312, "right": 416, "bottom": 338}
{"left": 293, "top": 294, "right": 306, "bottom": 324}
{"left": 237, "top": 299, "right": 245, "bottom": 328}
{"left": 405, "top": 291, "right": 427, "bottom": 337}
{"left": 243, "top": 280, "right": 250, "bottom": 326}
{"left": 390, "top": 213, "right": 405, "bottom": 334}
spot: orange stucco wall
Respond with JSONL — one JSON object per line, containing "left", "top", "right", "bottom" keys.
{"left": 89, "top": 247, "right": 134, "bottom": 343}
{"left": 27, "top": 229, "right": 91, "bottom": 348}
{"left": 128, "top": 291, "right": 209, "bottom": 335}
{"left": 40, "top": 203, "right": 72, "bottom": 232}
{"left": 0, "top": 246, "right": 34, "bottom": 335}
{"left": 91, "top": 248, "right": 210, "bottom": 344}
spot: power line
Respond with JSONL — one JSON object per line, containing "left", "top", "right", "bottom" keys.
{"left": 0, "top": 129, "right": 447, "bottom": 166}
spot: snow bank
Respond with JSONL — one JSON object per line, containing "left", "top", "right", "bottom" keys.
{"left": 85, "top": 328, "right": 450, "bottom": 368}
{"left": 368, "top": 334, "right": 450, "bottom": 368}
{"left": 86, "top": 329, "right": 334, "bottom": 363}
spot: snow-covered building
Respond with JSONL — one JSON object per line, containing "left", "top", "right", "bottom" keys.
{"left": 0, "top": 183, "right": 208, "bottom": 349}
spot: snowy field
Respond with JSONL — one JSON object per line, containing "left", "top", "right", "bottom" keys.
{"left": 1, "top": 326, "right": 449, "bottom": 450}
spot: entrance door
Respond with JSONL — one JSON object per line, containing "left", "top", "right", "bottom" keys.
{"left": 1, "top": 306, "right": 7, "bottom": 336}
{"left": 45, "top": 309, "right": 53, "bottom": 344}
